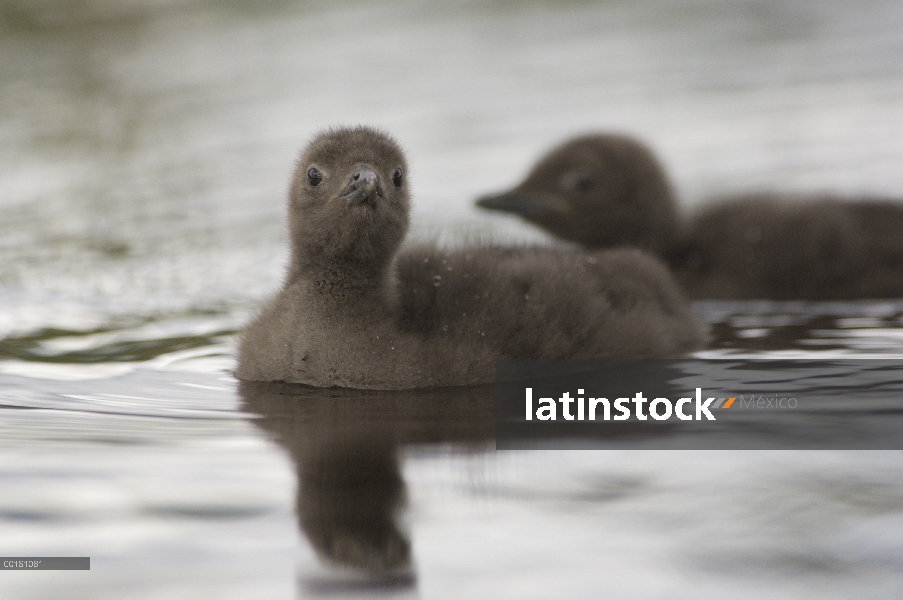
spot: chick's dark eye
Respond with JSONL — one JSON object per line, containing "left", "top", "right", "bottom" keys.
{"left": 561, "top": 171, "right": 594, "bottom": 195}
{"left": 307, "top": 167, "right": 322, "bottom": 187}
{"left": 574, "top": 175, "right": 593, "bottom": 193}
{"left": 392, "top": 168, "right": 403, "bottom": 188}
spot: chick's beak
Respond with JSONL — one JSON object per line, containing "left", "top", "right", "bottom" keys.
{"left": 476, "top": 190, "right": 548, "bottom": 218}
{"left": 340, "top": 168, "right": 384, "bottom": 208}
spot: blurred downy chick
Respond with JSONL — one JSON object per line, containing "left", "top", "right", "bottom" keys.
{"left": 477, "top": 134, "right": 903, "bottom": 299}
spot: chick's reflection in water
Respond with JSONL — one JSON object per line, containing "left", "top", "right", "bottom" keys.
{"left": 239, "top": 380, "right": 494, "bottom": 577}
